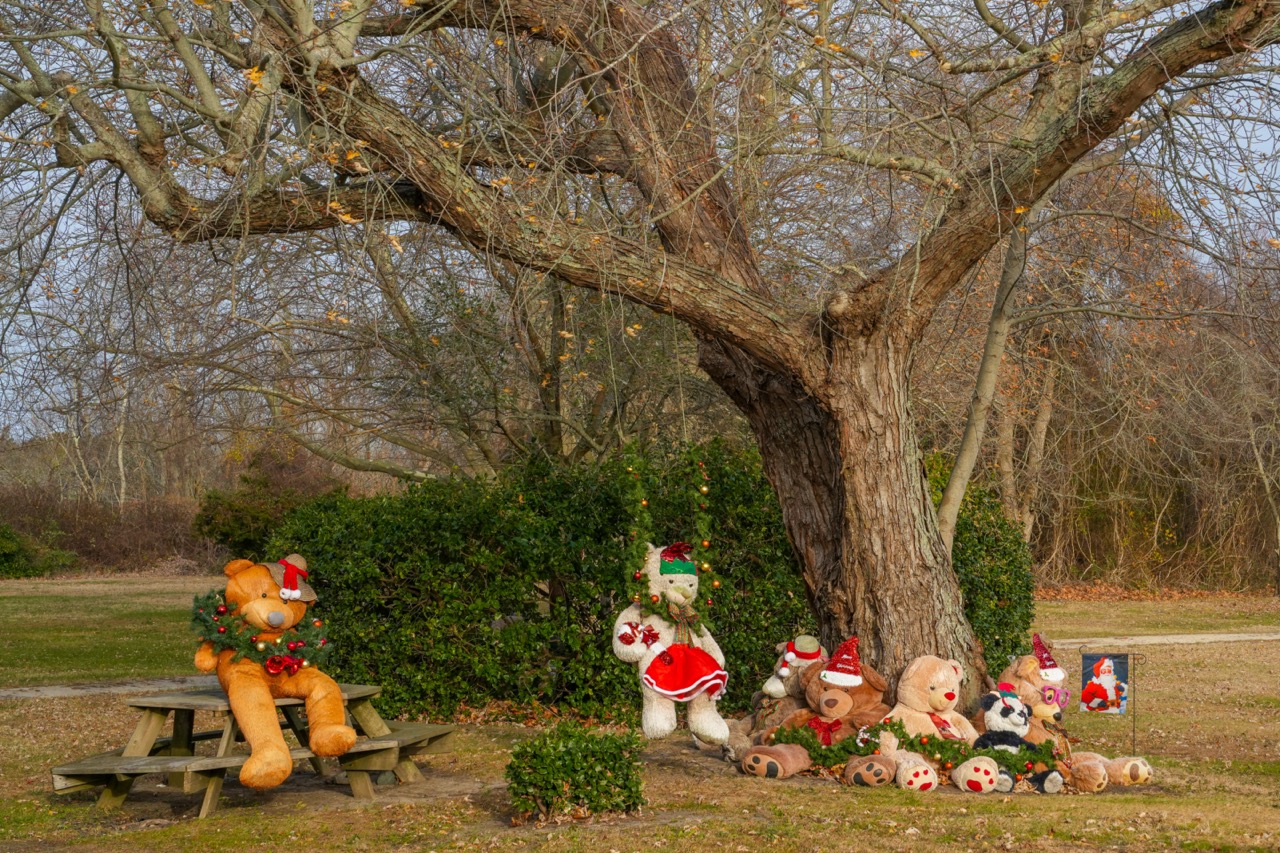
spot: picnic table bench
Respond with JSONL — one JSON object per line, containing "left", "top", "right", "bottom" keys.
{"left": 51, "top": 683, "right": 454, "bottom": 817}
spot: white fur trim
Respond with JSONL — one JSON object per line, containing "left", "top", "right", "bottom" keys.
{"left": 777, "top": 665, "right": 791, "bottom": 677}
{"left": 820, "top": 670, "right": 863, "bottom": 687}
{"left": 1040, "top": 666, "right": 1066, "bottom": 683}
{"left": 643, "top": 669, "right": 727, "bottom": 702}
{"left": 784, "top": 651, "right": 796, "bottom": 662}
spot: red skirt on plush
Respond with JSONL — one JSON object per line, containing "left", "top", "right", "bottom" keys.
{"left": 642, "top": 644, "right": 728, "bottom": 701}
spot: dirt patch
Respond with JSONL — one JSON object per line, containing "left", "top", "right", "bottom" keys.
{"left": 1037, "top": 582, "right": 1267, "bottom": 601}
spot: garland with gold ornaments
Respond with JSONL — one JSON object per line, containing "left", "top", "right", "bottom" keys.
{"left": 191, "top": 591, "right": 333, "bottom": 670}
{"left": 621, "top": 454, "right": 723, "bottom": 632}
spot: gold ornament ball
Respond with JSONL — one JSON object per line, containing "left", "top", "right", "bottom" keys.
{"left": 256, "top": 642, "right": 267, "bottom": 652}
{"left": 640, "top": 499, "right": 649, "bottom": 507}
{"left": 699, "top": 485, "right": 709, "bottom": 495}
{"left": 302, "top": 660, "right": 310, "bottom": 668}
{"left": 632, "top": 594, "right": 641, "bottom": 603}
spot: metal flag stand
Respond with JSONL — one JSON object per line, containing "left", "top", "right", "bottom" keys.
{"left": 1079, "top": 646, "right": 1146, "bottom": 755}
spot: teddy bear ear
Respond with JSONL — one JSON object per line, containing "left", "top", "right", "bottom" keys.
{"left": 223, "top": 559, "right": 257, "bottom": 578}
{"left": 979, "top": 692, "right": 999, "bottom": 712}
{"left": 947, "top": 659, "right": 965, "bottom": 680}
{"left": 1015, "top": 656, "right": 1041, "bottom": 682}
{"left": 861, "top": 663, "right": 888, "bottom": 693}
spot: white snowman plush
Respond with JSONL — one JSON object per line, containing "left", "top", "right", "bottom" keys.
{"left": 612, "top": 542, "right": 730, "bottom": 744}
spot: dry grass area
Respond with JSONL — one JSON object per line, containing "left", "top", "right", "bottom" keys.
{"left": 2, "top": 582, "right": 1279, "bottom": 851}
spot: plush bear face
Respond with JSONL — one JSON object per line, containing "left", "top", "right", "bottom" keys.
{"left": 896, "top": 655, "right": 965, "bottom": 714}
{"left": 998, "top": 656, "right": 1066, "bottom": 723}
{"left": 979, "top": 690, "right": 1031, "bottom": 738}
{"left": 642, "top": 544, "right": 699, "bottom": 606}
{"left": 223, "top": 559, "right": 308, "bottom": 632}
{"left": 801, "top": 661, "right": 886, "bottom": 718}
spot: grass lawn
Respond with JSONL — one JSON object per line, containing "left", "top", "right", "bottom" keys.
{"left": 2, "top": 577, "right": 1279, "bottom": 851}
{"left": 0, "top": 577, "right": 218, "bottom": 686}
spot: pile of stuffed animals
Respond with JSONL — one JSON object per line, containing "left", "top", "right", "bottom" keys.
{"left": 724, "top": 633, "right": 1153, "bottom": 793}
{"left": 610, "top": 555, "right": 1151, "bottom": 795}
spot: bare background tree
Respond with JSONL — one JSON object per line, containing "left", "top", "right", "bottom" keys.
{"left": 3, "top": 0, "right": 1280, "bottom": 689}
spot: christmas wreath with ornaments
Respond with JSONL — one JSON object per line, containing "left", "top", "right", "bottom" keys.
{"left": 191, "top": 590, "right": 333, "bottom": 673}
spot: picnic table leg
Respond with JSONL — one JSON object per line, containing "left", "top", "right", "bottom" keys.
{"left": 281, "top": 704, "right": 328, "bottom": 777}
{"left": 346, "top": 699, "right": 426, "bottom": 785}
{"left": 198, "top": 714, "right": 239, "bottom": 819}
{"left": 98, "top": 709, "right": 168, "bottom": 810}
{"left": 167, "top": 709, "right": 195, "bottom": 788}
{"left": 346, "top": 769, "right": 376, "bottom": 799}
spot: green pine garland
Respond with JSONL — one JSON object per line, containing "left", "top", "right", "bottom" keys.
{"left": 621, "top": 454, "right": 722, "bottom": 634}
{"left": 773, "top": 715, "right": 1058, "bottom": 775}
{"left": 773, "top": 717, "right": 910, "bottom": 767}
{"left": 191, "top": 590, "right": 333, "bottom": 669}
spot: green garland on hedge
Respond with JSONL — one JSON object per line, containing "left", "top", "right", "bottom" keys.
{"left": 191, "top": 590, "right": 333, "bottom": 669}
{"left": 773, "top": 716, "right": 1058, "bottom": 775}
{"left": 621, "top": 455, "right": 722, "bottom": 633}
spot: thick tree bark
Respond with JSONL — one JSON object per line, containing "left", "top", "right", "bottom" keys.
{"left": 702, "top": 333, "right": 988, "bottom": 703}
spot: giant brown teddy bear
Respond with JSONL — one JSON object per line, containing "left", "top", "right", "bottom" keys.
{"left": 195, "top": 557, "right": 357, "bottom": 789}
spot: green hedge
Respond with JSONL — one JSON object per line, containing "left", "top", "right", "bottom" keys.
{"left": 0, "top": 523, "right": 36, "bottom": 579}
{"left": 505, "top": 722, "right": 644, "bottom": 822}
{"left": 268, "top": 444, "right": 814, "bottom": 720}
{"left": 268, "top": 445, "right": 1034, "bottom": 719}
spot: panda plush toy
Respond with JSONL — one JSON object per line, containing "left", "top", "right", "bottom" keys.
{"left": 974, "top": 683, "right": 1065, "bottom": 794}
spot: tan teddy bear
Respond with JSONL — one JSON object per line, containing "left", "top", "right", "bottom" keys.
{"left": 193, "top": 556, "right": 356, "bottom": 789}
{"left": 886, "top": 655, "right": 1001, "bottom": 793}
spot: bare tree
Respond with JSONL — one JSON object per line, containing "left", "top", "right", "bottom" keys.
{"left": 3, "top": 0, "right": 1279, "bottom": 687}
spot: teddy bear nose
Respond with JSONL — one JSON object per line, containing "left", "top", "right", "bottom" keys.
{"left": 1053, "top": 710, "right": 1063, "bottom": 721}
{"left": 823, "top": 697, "right": 839, "bottom": 710}
{"left": 944, "top": 691, "right": 956, "bottom": 701}
{"left": 267, "top": 611, "right": 286, "bottom": 627}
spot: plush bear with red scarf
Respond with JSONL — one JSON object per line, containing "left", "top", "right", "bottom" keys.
{"left": 612, "top": 543, "right": 730, "bottom": 744}
{"left": 886, "top": 655, "right": 1001, "bottom": 793}
{"left": 193, "top": 556, "right": 356, "bottom": 789}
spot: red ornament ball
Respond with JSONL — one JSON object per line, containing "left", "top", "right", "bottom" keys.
{"left": 217, "top": 626, "right": 226, "bottom": 634}
{"left": 650, "top": 594, "right": 660, "bottom": 603}
{"left": 215, "top": 605, "right": 228, "bottom": 615}
{"left": 633, "top": 571, "right": 643, "bottom": 580}
{"left": 944, "top": 761, "right": 953, "bottom": 770}
{"left": 640, "top": 499, "right": 649, "bottom": 507}
{"left": 250, "top": 636, "right": 258, "bottom": 643}
{"left": 312, "top": 619, "right": 323, "bottom": 628}
{"left": 920, "top": 737, "right": 929, "bottom": 745}
{"left": 1025, "top": 761, "right": 1034, "bottom": 770}
{"left": 701, "top": 539, "right": 710, "bottom": 548}
{"left": 1015, "top": 773, "right": 1024, "bottom": 781}
{"left": 287, "top": 642, "right": 298, "bottom": 651}
{"left": 705, "top": 598, "right": 713, "bottom": 605}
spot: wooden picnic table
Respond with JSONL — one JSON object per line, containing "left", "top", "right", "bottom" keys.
{"left": 51, "top": 683, "right": 454, "bottom": 818}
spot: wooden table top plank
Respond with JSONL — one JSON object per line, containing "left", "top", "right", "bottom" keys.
{"left": 126, "top": 683, "right": 381, "bottom": 711}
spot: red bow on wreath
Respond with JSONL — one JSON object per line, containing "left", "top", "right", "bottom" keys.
{"left": 807, "top": 716, "right": 843, "bottom": 746}
{"left": 265, "top": 655, "right": 305, "bottom": 676}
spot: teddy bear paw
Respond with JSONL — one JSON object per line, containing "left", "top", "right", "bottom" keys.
{"left": 240, "top": 747, "right": 294, "bottom": 789}
{"left": 994, "top": 769, "right": 1015, "bottom": 793}
{"left": 1037, "top": 769, "right": 1065, "bottom": 794}
{"left": 953, "top": 757, "right": 999, "bottom": 793}
{"left": 896, "top": 762, "right": 937, "bottom": 792}
{"left": 309, "top": 723, "right": 357, "bottom": 757}
{"left": 845, "top": 755, "right": 895, "bottom": 787}
{"left": 741, "top": 745, "right": 811, "bottom": 779}
{"left": 1112, "top": 757, "right": 1153, "bottom": 785}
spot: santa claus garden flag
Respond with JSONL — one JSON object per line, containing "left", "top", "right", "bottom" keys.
{"left": 1080, "top": 652, "right": 1129, "bottom": 714}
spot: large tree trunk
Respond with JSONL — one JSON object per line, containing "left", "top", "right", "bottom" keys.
{"left": 702, "top": 334, "right": 988, "bottom": 703}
